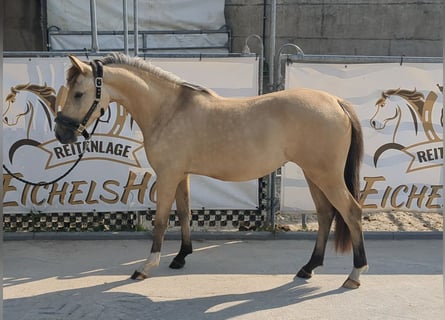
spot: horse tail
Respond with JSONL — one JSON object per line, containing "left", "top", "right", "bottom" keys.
{"left": 334, "top": 100, "right": 364, "bottom": 253}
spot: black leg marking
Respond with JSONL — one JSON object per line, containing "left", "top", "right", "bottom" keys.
{"left": 169, "top": 243, "right": 193, "bottom": 269}
{"left": 296, "top": 252, "right": 324, "bottom": 279}
{"left": 130, "top": 270, "right": 148, "bottom": 280}
{"left": 353, "top": 237, "right": 368, "bottom": 269}
{"left": 296, "top": 266, "right": 315, "bottom": 279}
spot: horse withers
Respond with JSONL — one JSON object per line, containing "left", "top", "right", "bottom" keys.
{"left": 54, "top": 53, "right": 368, "bottom": 289}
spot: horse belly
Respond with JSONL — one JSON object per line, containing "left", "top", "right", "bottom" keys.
{"left": 190, "top": 140, "right": 287, "bottom": 182}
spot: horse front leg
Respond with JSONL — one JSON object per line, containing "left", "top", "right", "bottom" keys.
{"left": 169, "top": 175, "right": 193, "bottom": 269}
{"left": 131, "top": 176, "right": 179, "bottom": 280}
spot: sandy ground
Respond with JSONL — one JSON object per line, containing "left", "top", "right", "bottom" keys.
{"left": 276, "top": 211, "right": 443, "bottom": 232}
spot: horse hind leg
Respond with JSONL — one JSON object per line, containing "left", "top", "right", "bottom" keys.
{"left": 169, "top": 175, "right": 193, "bottom": 269}
{"left": 296, "top": 177, "right": 335, "bottom": 279}
{"left": 319, "top": 182, "right": 368, "bottom": 289}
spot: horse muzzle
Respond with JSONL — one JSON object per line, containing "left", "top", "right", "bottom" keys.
{"left": 55, "top": 112, "right": 82, "bottom": 144}
{"left": 55, "top": 121, "right": 78, "bottom": 144}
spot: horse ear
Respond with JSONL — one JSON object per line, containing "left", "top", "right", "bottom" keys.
{"left": 68, "top": 55, "right": 90, "bottom": 74}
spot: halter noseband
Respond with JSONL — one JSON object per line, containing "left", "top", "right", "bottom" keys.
{"left": 55, "top": 59, "right": 104, "bottom": 140}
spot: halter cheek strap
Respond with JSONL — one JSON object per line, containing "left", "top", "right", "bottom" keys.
{"left": 55, "top": 59, "right": 105, "bottom": 140}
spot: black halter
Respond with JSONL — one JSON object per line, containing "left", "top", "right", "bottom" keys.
{"left": 55, "top": 59, "right": 104, "bottom": 140}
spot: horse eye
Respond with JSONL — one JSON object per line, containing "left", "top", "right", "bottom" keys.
{"left": 74, "top": 92, "right": 83, "bottom": 99}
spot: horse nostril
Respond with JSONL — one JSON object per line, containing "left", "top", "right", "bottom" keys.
{"left": 371, "top": 120, "right": 376, "bottom": 127}
{"left": 4, "top": 116, "right": 8, "bottom": 122}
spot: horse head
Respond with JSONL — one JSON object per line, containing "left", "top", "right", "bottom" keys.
{"left": 55, "top": 56, "right": 111, "bottom": 144}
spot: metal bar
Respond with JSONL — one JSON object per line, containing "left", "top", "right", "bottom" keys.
{"left": 47, "top": 46, "right": 230, "bottom": 54}
{"left": 123, "top": 0, "right": 128, "bottom": 55}
{"left": 47, "top": 29, "right": 231, "bottom": 53}
{"left": 48, "top": 29, "right": 231, "bottom": 36}
{"left": 3, "top": 51, "right": 256, "bottom": 59}
{"left": 133, "top": 0, "right": 139, "bottom": 56}
{"left": 287, "top": 54, "right": 442, "bottom": 64}
{"left": 242, "top": 34, "right": 264, "bottom": 95}
{"left": 142, "top": 33, "right": 147, "bottom": 55}
{"left": 268, "top": 0, "right": 276, "bottom": 91}
{"left": 302, "top": 214, "right": 307, "bottom": 229}
{"left": 275, "top": 43, "right": 304, "bottom": 90}
{"left": 266, "top": 0, "right": 278, "bottom": 230}
{"left": 90, "top": 0, "right": 99, "bottom": 52}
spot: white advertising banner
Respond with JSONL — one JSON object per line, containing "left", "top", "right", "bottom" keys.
{"left": 282, "top": 62, "right": 443, "bottom": 213}
{"left": 3, "top": 57, "right": 259, "bottom": 214}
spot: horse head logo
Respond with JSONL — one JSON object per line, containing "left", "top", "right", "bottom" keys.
{"left": 370, "top": 87, "right": 443, "bottom": 168}
{"left": 3, "top": 83, "right": 58, "bottom": 163}
{"left": 4, "top": 83, "right": 56, "bottom": 134}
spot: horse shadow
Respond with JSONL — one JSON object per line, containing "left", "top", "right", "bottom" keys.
{"left": 3, "top": 239, "right": 442, "bottom": 319}
{"left": 3, "top": 240, "right": 357, "bottom": 319}
{"left": 3, "top": 275, "right": 351, "bottom": 320}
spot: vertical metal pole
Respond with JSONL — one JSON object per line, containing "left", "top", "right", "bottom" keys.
{"left": 90, "top": 0, "right": 99, "bottom": 52}
{"left": 302, "top": 214, "right": 307, "bottom": 229}
{"left": 123, "top": 0, "right": 129, "bottom": 55}
{"left": 268, "top": 0, "right": 276, "bottom": 91}
{"left": 133, "top": 0, "right": 139, "bottom": 56}
{"left": 268, "top": 0, "right": 277, "bottom": 229}
{"left": 268, "top": 171, "right": 276, "bottom": 229}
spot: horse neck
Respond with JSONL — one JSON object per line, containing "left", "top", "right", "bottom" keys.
{"left": 104, "top": 65, "right": 182, "bottom": 130}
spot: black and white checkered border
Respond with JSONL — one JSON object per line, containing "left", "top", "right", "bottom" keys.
{"left": 3, "top": 209, "right": 265, "bottom": 232}
{"left": 2, "top": 211, "right": 135, "bottom": 232}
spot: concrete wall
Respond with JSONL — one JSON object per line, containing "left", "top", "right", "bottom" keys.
{"left": 4, "top": 0, "right": 443, "bottom": 57}
{"left": 225, "top": 0, "right": 443, "bottom": 57}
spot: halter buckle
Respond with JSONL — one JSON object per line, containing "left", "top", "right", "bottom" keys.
{"left": 95, "top": 77, "right": 103, "bottom": 88}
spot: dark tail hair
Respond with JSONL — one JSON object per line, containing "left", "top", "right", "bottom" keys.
{"left": 334, "top": 100, "right": 364, "bottom": 253}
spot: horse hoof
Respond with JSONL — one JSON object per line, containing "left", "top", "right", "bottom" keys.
{"left": 130, "top": 270, "right": 148, "bottom": 280}
{"left": 342, "top": 277, "right": 361, "bottom": 289}
{"left": 169, "top": 258, "right": 186, "bottom": 269}
{"left": 296, "top": 267, "right": 313, "bottom": 279}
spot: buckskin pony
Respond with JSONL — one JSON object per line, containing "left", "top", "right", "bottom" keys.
{"left": 54, "top": 53, "right": 368, "bottom": 289}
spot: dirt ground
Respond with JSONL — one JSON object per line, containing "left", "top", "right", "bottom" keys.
{"left": 276, "top": 211, "right": 443, "bottom": 232}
